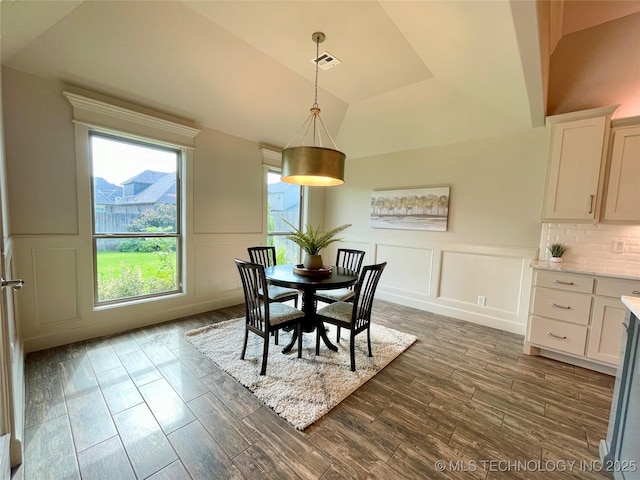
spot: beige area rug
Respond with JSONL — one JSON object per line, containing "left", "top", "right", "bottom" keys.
{"left": 185, "top": 318, "right": 416, "bottom": 430}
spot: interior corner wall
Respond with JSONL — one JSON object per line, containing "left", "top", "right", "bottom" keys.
{"left": 2, "top": 68, "right": 79, "bottom": 235}
{"left": 323, "top": 128, "right": 549, "bottom": 334}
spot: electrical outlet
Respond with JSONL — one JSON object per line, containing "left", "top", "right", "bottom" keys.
{"left": 613, "top": 240, "right": 625, "bottom": 254}
{"left": 477, "top": 295, "right": 486, "bottom": 306}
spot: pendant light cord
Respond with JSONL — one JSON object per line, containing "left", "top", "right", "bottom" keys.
{"left": 313, "top": 35, "right": 320, "bottom": 109}
{"left": 283, "top": 32, "right": 339, "bottom": 151}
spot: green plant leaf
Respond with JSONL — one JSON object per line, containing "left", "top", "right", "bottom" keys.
{"left": 283, "top": 220, "right": 351, "bottom": 255}
{"left": 547, "top": 243, "right": 568, "bottom": 257}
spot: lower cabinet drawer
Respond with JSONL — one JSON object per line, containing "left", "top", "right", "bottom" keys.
{"left": 535, "top": 270, "right": 594, "bottom": 293}
{"left": 529, "top": 316, "right": 588, "bottom": 356}
{"left": 532, "top": 287, "right": 591, "bottom": 325}
{"left": 595, "top": 277, "right": 640, "bottom": 299}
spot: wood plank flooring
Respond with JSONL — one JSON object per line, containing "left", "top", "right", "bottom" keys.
{"left": 12, "top": 300, "right": 614, "bottom": 479}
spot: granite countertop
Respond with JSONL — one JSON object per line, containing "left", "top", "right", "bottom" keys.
{"left": 622, "top": 296, "right": 640, "bottom": 317}
{"left": 530, "top": 260, "right": 640, "bottom": 281}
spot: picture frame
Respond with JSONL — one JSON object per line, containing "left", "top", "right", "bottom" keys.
{"left": 370, "top": 186, "right": 450, "bottom": 231}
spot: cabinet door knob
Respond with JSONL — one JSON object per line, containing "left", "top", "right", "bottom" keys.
{"left": 632, "top": 290, "right": 640, "bottom": 295}
{"left": 553, "top": 280, "right": 575, "bottom": 286}
{"left": 551, "top": 303, "right": 571, "bottom": 310}
{"left": 547, "top": 332, "right": 567, "bottom": 340}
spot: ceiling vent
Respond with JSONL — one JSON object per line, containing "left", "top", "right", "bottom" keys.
{"left": 311, "top": 51, "right": 341, "bottom": 70}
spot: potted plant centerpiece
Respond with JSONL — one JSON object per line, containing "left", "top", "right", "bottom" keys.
{"left": 548, "top": 243, "right": 568, "bottom": 263}
{"left": 284, "top": 220, "right": 351, "bottom": 270}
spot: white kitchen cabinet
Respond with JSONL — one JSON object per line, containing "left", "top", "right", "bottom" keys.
{"left": 526, "top": 268, "right": 640, "bottom": 370}
{"left": 542, "top": 106, "right": 617, "bottom": 222}
{"left": 588, "top": 297, "right": 626, "bottom": 364}
{"left": 603, "top": 123, "right": 640, "bottom": 223}
{"left": 587, "top": 277, "right": 640, "bottom": 364}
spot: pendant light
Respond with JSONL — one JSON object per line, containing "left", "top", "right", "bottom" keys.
{"left": 281, "top": 32, "right": 345, "bottom": 186}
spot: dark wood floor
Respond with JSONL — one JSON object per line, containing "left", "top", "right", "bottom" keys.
{"left": 12, "top": 300, "right": 614, "bottom": 479}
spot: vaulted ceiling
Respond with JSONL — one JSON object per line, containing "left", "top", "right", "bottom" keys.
{"left": 2, "top": 1, "right": 638, "bottom": 160}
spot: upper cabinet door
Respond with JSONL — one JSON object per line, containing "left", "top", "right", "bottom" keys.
{"left": 603, "top": 125, "right": 640, "bottom": 223}
{"left": 542, "top": 115, "right": 610, "bottom": 222}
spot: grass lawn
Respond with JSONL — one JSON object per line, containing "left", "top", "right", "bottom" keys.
{"left": 96, "top": 251, "right": 176, "bottom": 279}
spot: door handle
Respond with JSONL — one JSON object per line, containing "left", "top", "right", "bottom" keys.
{"left": 1, "top": 278, "right": 24, "bottom": 290}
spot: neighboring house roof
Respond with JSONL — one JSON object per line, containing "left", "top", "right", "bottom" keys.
{"left": 94, "top": 172, "right": 176, "bottom": 207}
{"left": 116, "top": 172, "right": 176, "bottom": 205}
{"left": 129, "top": 173, "right": 176, "bottom": 204}
{"left": 122, "top": 170, "right": 168, "bottom": 185}
{"left": 94, "top": 177, "right": 123, "bottom": 205}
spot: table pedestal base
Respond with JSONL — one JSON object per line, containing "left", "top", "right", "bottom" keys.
{"left": 281, "top": 323, "right": 338, "bottom": 355}
{"left": 282, "top": 289, "right": 338, "bottom": 355}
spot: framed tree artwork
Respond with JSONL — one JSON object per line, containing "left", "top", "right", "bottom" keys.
{"left": 370, "top": 186, "right": 450, "bottom": 231}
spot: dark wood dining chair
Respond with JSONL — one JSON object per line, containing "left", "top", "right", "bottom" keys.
{"left": 248, "top": 246, "right": 299, "bottom": 307}
{"left": 315, "top": 248, "right": 366, "bottom": 340}
{"left": 235, "top": 259, "right": 304, "bottom": 375}
{"left": 315, "top": 262, "right": 387, "bottom": 371}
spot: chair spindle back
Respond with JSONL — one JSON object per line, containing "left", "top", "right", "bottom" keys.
{"left": 352, "top": 262, "right": 387, "bottom": 330}
{"left": 248, "top": 246, "right": 277, "bottom": 268}
{"left": 235, "top": 259, "right": 269, "bottom": 333}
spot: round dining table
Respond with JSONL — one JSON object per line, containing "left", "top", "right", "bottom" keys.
{"left": 263, "top": 264, "right": 358, "bottom": 354}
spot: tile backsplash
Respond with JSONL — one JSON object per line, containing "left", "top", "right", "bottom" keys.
{"left": 540, "top": 223, "right": 640, "bottom": 270}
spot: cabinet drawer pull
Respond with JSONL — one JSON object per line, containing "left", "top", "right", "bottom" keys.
{"left": 586, "top": 194, "right": 594, "bottom": 214}
{"left": 551, "top": 303, "right": 571, "bottom": 310}
{"left": 553, "top": 280, "right": 575, "bottom": 286}
{"left": 632, "top": 290, "right": 640, "bottom": 295}
{"left": 547, "top": 332, "right": 567, "bottom": 340}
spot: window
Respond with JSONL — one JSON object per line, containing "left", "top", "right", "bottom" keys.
{"left": 267, "top": 170, "right": 302, "bottom": 264}
{"left": 90, "top": 132, "right": 182, "bottom": 304}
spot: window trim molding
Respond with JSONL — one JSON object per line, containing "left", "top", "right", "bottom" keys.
{"left": 259, "top": 144, "right": 282, "bottom": 168}
{"left": 66, "top": 91, "right": 198, "bottom": 309}
{"left": 64, "top": 91, "right": 200, "bottom": 148}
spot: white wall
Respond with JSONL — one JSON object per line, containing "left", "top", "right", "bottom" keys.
{"left": 3, "top": 67, "right": 268, "bottom": 351}
{"left": 323, "top": 129, "right": 549, "bottom": 333}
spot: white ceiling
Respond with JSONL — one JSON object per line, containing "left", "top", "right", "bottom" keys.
{"left": 0, "top": 1, "right": 558, "bottom": 159}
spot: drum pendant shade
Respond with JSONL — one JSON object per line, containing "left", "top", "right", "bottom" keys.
{"left": 281, "top": 146, "right": 345, "bottom": 186}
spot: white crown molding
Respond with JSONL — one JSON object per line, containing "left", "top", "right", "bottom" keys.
{"left": 259, "top": 143, "right": 282, "bottom": 167}
{"left": 545, "top": 105, "right": 620, "bottom": 126}
{"left": 611, "top": 115, "right": 640, "bottom": 128}
{"left": 63, "top": 91, "right": 200, "bottom": 139}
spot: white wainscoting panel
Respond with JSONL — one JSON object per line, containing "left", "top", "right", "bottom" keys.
{"left": 32, "top": 247, "right": 81, "bottom": 325}
{"left": 439, "top": 251, "right": 524, "bottom": 313}
{"left": 194, "top": 241, "right": 254, "bottom": 296}
{"left": 372, "top": 240, "right": 536, "bottom": 334}
{"left": 376, "top": 244, "right": 434, "bottom": 299}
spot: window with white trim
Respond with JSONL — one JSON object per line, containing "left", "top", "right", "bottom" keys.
{"left": 267, "top": 169, "right": 303, "bottom": 264}
{"left": 90, "top": 132, "right": 182, "bottom": 304}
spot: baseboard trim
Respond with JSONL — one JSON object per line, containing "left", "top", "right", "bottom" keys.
{"left": 23, "top": 293, "right": 244, "bottom": 353}
{"left": 378, "top": 292, "right": 526, "bottom": 335}
{"left": 537, "top": 348, "right": 617, "bottom": 376}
